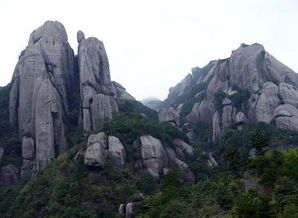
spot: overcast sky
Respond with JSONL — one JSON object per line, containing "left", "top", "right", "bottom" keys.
{"left": 0, "top": 0, "right": 297, "bottom": 100}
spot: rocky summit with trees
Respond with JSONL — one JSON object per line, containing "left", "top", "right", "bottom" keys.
{"left": 0, "top": 21, "right": 297, "bottom": 218}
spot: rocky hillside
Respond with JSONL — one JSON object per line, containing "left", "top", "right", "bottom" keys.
{"left": 0, "top": 21, "right": 298, "bottom": 218}
{"left": 160, "top": 43, "right": 298, "bottom": 142}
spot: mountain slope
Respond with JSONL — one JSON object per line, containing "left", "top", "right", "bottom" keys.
{"left": 161, "top": 43, "right": 298, "bottom": 142}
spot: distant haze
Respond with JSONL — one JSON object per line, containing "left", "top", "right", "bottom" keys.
{"left": 0, "top": 0, "right": 297, "bottom": 100}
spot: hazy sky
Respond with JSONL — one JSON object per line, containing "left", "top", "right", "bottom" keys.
{"left": 0, "top": 0, "right": 297, "bottom": 100}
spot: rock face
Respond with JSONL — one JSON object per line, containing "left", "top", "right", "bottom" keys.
{"left": 9, "top": 21, "right": 76, "bottom": 172}
{"left": 158, "top": 107, "right": 180, "bottom": 125}
{"left": 161, "top": 43, "right": 298, "bottom": 140}
{"left": 77, "top": 32, "right": 118, "bottom": 131}
{"left": 112, "top": 81, "right": 136, "bottom": 101}
{"left": 108, "top": 136, "right": 126, "bottom": 168}
{"left": 140, "top": 135, "right": 167, "bottom": 178}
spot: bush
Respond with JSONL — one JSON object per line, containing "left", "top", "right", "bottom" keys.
{"left": 232, "top": 189, "right": 272, "bottom": 218}
{"left": 137, "top": 171, "right": 158, "bottom": 195}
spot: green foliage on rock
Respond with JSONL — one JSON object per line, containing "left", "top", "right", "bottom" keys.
{"left": 103, "top": 113, "right": 188, "bottom": 148}
{"left": 0, "top": 84, "right": 21, "bottom": 168}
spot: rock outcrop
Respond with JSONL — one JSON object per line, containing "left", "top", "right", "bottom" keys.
{"left": 84, "top": 132, "right": 126, "bottom": 168}
{"left": 140, "top": 135, "right": 167, "bottom": 178}
{"left": 77, "top": 31, "right": 118, "bottom": 131}
{"left": 112, "top": 81, "right": 136, "bottom": 101}
{"left": 83, "top": 132, "right": 195, "bottom": 182}
{"left": 161, "top": 43, "right": 298, "bottom": 141}
{"left": 9, "top": 21, "right": 76, "bottom": 172}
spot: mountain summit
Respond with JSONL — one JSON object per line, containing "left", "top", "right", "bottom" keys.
{"left": 161, "top": 43, "right": 298, "bottom": 141}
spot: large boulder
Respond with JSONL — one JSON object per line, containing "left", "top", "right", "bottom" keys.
{"left": 274, "top": 104, "right": 298, "bottom": 131}
{"left": 84, "top": 132, "right": 126, "bottom": 168}
{"left": 255, "top": 82, "right": 280, "bottom": 123}
{"left": 84, "top": 132, "right": 108, "bottom": 167}
{"left": 140, "top": 135, "right": 167, "bottom": 178}
{"left": 108, "top": 136, "right": 126, "bottom": 168}
{"left": 9, "top": 21, "right": 76, "bottom": 172}
{"left": 279, "top": 82, "right": 298, "bottom": 108}
{"left": 78, "top": 32, "right": 118, "bottom": 131}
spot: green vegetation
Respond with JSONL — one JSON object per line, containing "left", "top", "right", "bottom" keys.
{"left": 230, "top": 86, "right": 250, "bottom": 109}
{"left": 0, "top": 79, "right": 298, "bottom": 218}
{"left": 0, "top": 84, "right": 21, "bottom": 168}
{"left": 136, "top": 124, "right": 298, "bottom": 218}
{"left": 0, "top": 146, "right": 139, "bottom": 217}
{"left": 214, "top": 91, "right": 227, "bottom": 113}
{"left": 118, "top": 100, "right": 158, "bottom": 121}
{"left": 103, "top": 113, "right": 188, "bottom": 162}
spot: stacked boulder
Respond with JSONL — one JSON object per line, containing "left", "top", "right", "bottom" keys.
{"left": 84, "top": 133, "right": 195, "bottom": 183}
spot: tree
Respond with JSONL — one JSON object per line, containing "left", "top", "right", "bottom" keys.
{"left": 250, "top": 129, "right": 268, "bottom": 155}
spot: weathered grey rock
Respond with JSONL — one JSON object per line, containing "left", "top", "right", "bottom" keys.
{"left": 112, "top": 81, "right": 136, "bottom": 101}
{"left": 255, "top": 82, "right": 280, "bottom": 123}
{"left": 274, "top": 104, "right": 298, "bottom": 131}
{"left": 161, "top": 43, "right": 298, "bottom": 142}
{"left": 85, "top": 94, "right": 118, "bottom": 131}
{"left": 187, "top": 99, "right": 215, "bottom": 124}
{"left": 78, "top": 35, "right": 118, "bottom": 131}
{"left": 172, "top": 138, "right": 194, "bottom": 156}
{"left": 235, "top": 111, "right": 246, "bottom": 124}
{"left": 118, "top": 203, "right": 125, "bottom": 215}
{"left": 77, "top": 30, "right": 85, "bottom": 43}
{"left": 9, "top": 21, "right": 75, "bottom": 172}
{"left": 140, "top": 135, "right": 167, "bottom": 178}
{"left": 207, "top": 153, "right": 218, "bottom": 167}
{"left": 22, "top": 136, "right": 34, "bottom": 159}
{"left": 126, "top": 202, "right": 141, "bottom": 218}
{"left": 84, "top": 132, "right": 107, "bottom": 167}
{"left": 279, "top": 82, "right": 298, "bottom": 108}
{"left": 1, "top": 164, "right": 19, "bottom": 186}
{"left": 165, "top": 147, "right": 195, "bottom": 183}
{"left": 108, "top": 136, "right": 126, "bottom": 168}
{"left": 158, "top": 107, "right": 179, "bottom": 125}
{"left": 212, "top": 111, "right": 221, "bottom": 141}
{"left": 222, "top": 105, "right": 236, "bottom": 130}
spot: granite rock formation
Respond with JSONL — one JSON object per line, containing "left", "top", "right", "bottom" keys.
{"left": 161, "top": 43, "right": 298, "bottom": 141}
{"left": 77, "top": 31, "right": 118, "bottom": 131}
{"left": 9, "top": 21, "right": 76, "bottom": 173}
{"left": 83, "top": 133, "right": 195, "bottom": 183}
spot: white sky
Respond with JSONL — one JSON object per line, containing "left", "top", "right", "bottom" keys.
{"left": 0, "top": 0, "right": 297, "bottom": 100}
